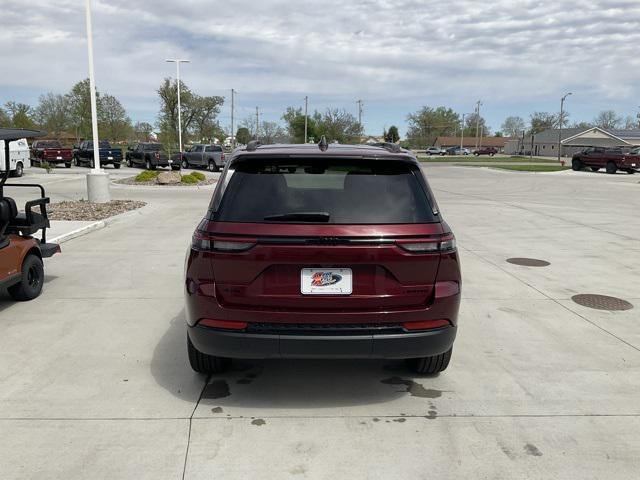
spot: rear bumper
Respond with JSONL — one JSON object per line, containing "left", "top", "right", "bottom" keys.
{"left": 188, "top": 324, "right": 456, "bottom": 359}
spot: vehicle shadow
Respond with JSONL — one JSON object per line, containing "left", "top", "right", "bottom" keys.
{"left": 151, "top": 309, "right": 433, "bottom": 409}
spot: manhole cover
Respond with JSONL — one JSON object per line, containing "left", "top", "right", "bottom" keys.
{"left": 506, "top": 258, "right": 550, "bottom": 267}
{"left": 572, "top": 294, "right": 633, "bottom": 311}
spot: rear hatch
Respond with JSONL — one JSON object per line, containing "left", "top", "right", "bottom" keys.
{"left": 195, "top": 156, "right": 450, "bottom": 315}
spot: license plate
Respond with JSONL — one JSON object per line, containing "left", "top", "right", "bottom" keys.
{"left": 301, "top": 268, "right": 352, "bottom": 295}
{"left": 108, "top": 156, "right": 114, "bottom": 160}
{"left": 56, "top": 156, "right": 62, "bottom": 160}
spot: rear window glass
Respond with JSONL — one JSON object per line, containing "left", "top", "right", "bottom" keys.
{"left": 212, "top": 158, "right": 436, "bottom": 224}
{"left": 144, "top": 144, "right": 162, "bottom": 151}
{"left": 37, "top": 141, "right": 62, "bottom": 148}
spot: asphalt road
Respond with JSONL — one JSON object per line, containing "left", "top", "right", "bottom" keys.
{"left": 1, "top": 165, "right": 639, "bottom": 479}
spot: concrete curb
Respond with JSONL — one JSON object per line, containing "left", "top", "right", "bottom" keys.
{"left": 48, "top": 204, "right": 150, "bottom": 244}
{"left": 49, "top": 220, "right": 106, "bottom": 244}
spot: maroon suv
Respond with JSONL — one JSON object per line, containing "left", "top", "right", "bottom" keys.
{"left": 185, "top": 142, "right": 461, "bottom": 374}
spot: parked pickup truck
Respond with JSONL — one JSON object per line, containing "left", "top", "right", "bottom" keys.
{"left": 125, "top": 142, "right": 178, "bottom": 170}
{"left": 179, "top": 144, "right": 225, "bottom": 171}
{"left": 30, "top": 140, "right": 73, "bottom": 168}
{"left": 473, "top": 146, "right": 498, "bottom": 156}
{"left": 572, "top": 147, "right": 639, "bottom": 174}
{"left": 73, "top": 140, "right": 123, "bottom": 168}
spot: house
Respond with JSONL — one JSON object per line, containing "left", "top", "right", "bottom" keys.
{"left": 433, "top": 136, "right": 512, "bottom": 152}
{"left": 506, "top": 127, "right": 640, "bottom": 156}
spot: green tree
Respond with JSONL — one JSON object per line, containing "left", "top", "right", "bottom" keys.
{"left": 34, "top": 93, "right": 71, "bottom": 139}
{"left": 385, "top": 125, "right": 400, "bottom": 143}
{"left": 190, "top": 95, "right": 225, "bottom": 142}
{"left": 66, "top": 79, "right": 94, "bottom": 141}
{"left": 4, "top": 101, "right": 36, "bottom": 129}
{"left": 529, "top": 111, "right": 568, "bottom": 134}
{"left": 281, "top": 106, "right": 318, "bottom": 143}
{"left": 0, "top": 106, "right": 9, "bottom": 126}
{"left": 406, "top": 106, "right": 459, "bottom": 148}
{"left": 99, "top": 94, "right": 132, "bottom": 141}
{"left": 133, "top": 122, "right": 154, "bottom": 141}
{"left": 463, "top": 112, "right": 491, "bottom": 138}
{"left": 235, "top": 127, "right": 251, "bottom": 145}
{"left": 315, "top": 108, "right": 362, "bottom": 144}
{"left": 500, "top": 116, "right": 525, "bottom": 137}
{"left": 571, "top": 121, "right": 592, "bottom": 130}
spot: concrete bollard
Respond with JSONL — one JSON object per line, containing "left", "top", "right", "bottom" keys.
{"left": 86, "top": 171, "right": 111, "bottom": 203}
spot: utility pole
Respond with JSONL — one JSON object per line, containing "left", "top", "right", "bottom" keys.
{"left": 474, "top": 100, "right": 482, "bottom": 149}
{"left": 558, "top": 92, "right": 572, "bottom": 162}
{"left": 84, "top": 0, "right": 109, "bottom": 203}
{"left": 166, "top": 59, "right": 190, "bottom": 154}
{"left": 357, "top": 99, "right": 364, "bottom": 141}
{"left": 304, "top": 96, "right": 308, "bottom": 143}
{"left": 255, "top": 106, "right": 259, "bottom": 141}
{"left": 230, "top": 88, "right": 235, "bottom": 148}
{"left": 460, "top": 113, "right": 466, "bottom": 150}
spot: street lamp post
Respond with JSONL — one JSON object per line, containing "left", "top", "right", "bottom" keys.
{"left": 558, "top": 92, "right": 572, "bottom": 162}
{"left": 84, "top": 0, "right": 110, "bottom": 203}
{"left": 166, "top": 59, "right": 190, "bottom": 154}
{"left": 304, "top": 96, "right": 308, "bottom": 143}
{"left": 460, "top": 113, "right": 466, "bottom": 151}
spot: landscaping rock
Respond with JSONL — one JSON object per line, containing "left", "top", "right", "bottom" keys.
{"left": 157, "top": 172, "right": 182, "bottom": 185}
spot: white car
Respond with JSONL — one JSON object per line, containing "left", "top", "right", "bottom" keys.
{"left": 0, "top": 137, "right": 30, "bottom": 177}
{"left": 425, "top": 147, "right": 444, "bottom": 156}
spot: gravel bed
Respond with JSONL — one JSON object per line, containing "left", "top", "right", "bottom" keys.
{"left": 115, "top": 176, "right": 216, "bottom": 186}
{"left": 48, "top": 200, "right": 147, "bottom": 221}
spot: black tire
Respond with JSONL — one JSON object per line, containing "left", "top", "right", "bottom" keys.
{"left": 13, "top": 162, "right": 23, "bottom": 177}
{"left": 626, "top": 169, "right": 635, "bottom": 175}
{"left": 113, "top": 163, "right": 121, "bottom": 169}
{"left": 571, "top": 159, "right": 583, "bottom": 171}
{"left": 591, "top": 166, "right": 599, "bottom": 172}
{"left": 145, "top": 159, "right": 151, "bottom": 170}
{"left": 208, "top": 160, "right": 218, "bottom": 172}
{"left": 182, "top": 159, "right": 189, "bottom": 169}
{"left": 8, "top": 255, "right": 44, "bottom": 301}
{"left": 187, "top": 335, "right": 228, "bottom": 374}
{"left": 606, "top": 161, "right": 617, "bottom": 175}
{"left": 65, "top": 162, "right": 72, "bottom": 169}
{"left": 407, "top": 348, "right": 453, "bottom": 374}
{"left": 126, "top": 157, "right": 133, "bottom": 168}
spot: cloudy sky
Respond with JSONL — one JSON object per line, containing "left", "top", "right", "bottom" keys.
{"left": 1, "top": 0, "right": 639, "bottom": 136}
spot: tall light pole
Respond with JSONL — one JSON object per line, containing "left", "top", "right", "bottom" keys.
{"left": 304, "top": 96, "right": 309, "bottom": 143}
{"left": 357, "top": 99, "right": 364, "bottom": 141}
{"left": 84, "top": 0, "right": 109, "bottom": 203}
{"left": 474, "top": 100, "right": 482, "bottom": 149}
{"left": 230, "top": 88, "right": 235, "bottom": 148}
{"left": 558, "top": 92, "right": 572, "bottom": 162}
{"left": 255, "top": 106, "right": 260, "bottom": 141}
{"left": 165, "top": 59, "right": 190, "bottom": 154}
{"left": 460, "top": 113, "right": 466, "bottom": 151}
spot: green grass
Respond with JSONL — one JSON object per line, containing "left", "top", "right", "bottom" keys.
{"left": 189, "top": 171, "right": 206, "bottom": 181}
{"left": 465, "top": 164, "right": 571, "bottom": 172}
{"left": 180, "top": 173, "right": 200, "bottom": 184}
{"left": 134, "top": 170, "right": 160, "bottom": 182}
{"left": 418, "top": 155, "right": 554, "bottom": 163}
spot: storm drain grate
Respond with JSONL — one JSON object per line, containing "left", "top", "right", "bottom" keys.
{"left": 506, "top": 258, "right": 550, "bottom": 267}
{"left": 572, "top": 294, "right": 633, "bottom": 311}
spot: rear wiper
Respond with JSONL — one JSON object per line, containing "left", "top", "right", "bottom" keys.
{"left": 263, "top": 212, "right": 330, "bottom": 222}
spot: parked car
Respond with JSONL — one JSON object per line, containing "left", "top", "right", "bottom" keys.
{"left": 74, "top": 140, "right": 123, "bottom": 168}
{"left": 425, "top": 147, "right": 445, "bottom": 156}
{"left": 30, "top": 140, "right": 73, "bottom": 169}
{"left": 180, "top": 144, "right": 225, "bottom": 171}
{"left": 125, "top": 142, "right": 178, "bottom": 170}
{"left": 185, "top": 141, "right": 461, "bottom": 374}
{"left": 572, "top": 147, "right": 639, "bottom": 174}
{"left": 445, "top": 146, "right": 470, "bottom": 155}
{"left": 0, "top": 137, "right": 30, "bottom": 177}
{"left": 473, "top": 146, "right": 498, "bottom": 156}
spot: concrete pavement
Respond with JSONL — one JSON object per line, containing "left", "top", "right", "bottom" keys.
{"left": 0, "top": 166, "right": 638, "bottom": 479}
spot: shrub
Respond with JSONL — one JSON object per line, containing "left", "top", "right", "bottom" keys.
{"left": 180, "top": 173, "right": 199, "bottom": 184}
{"left": 190, "top": 171, "right": 206, "bottom": 181}
{"left": 135, "top": 170, "right": 160, "bottom": 182}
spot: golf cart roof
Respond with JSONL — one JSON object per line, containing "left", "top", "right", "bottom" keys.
{"left": 0, "top": 128, "right": 46, "bottom": 142}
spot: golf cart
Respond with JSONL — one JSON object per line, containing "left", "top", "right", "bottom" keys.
{"left": 0, "top": 128, "right": 60, "bottom": 301}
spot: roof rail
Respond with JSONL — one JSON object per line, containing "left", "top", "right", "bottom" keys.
{"left": 246, "top": 140, "right": 261, "bottom": 152}
{"left": 371, "top": 142, "right": 401, "bottom": 153}
{"left": 318, "top": 135, "right": 328, "bottom": 152}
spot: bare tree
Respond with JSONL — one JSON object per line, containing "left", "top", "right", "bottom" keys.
{"left": 34, "top": 93, "right": 71, "bottom": 139}
{"left": 500, "top": 116, "right": 525, "bottom": 137}
{"left": 593, "top": 110, "right": 622, "bottom": 130}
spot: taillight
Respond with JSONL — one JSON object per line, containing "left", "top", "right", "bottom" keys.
{"left": 191, "top": 233, "right": 255, "bottom": 252}
{"left": 199, "top": 319, "right": 248, "bottom": 330}
{"left": 403, "top": 319, "right": 450, "bottom": 331}
{"left": 155, "top": 152, "right": 160, "bottom": 159}
{"left": 397, "top": 236, "right": 456, "bottom": 253}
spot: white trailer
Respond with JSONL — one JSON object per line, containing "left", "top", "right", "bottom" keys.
{"left": 0, "top": 138, "right": 30, "bottom": 177}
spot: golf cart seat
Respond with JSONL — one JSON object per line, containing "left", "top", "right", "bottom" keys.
{"left": 2, "top": 196, "right": 51, "bottom": 236}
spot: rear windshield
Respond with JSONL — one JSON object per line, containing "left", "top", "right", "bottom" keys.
{"left": 211, "top": 158, "right": 437, "bottom": 224}
{"left": 37, "top": 141, "right": 62, "bottom": 148}
{"left": 144, "top": 143, "right": 162, "bottom": 151}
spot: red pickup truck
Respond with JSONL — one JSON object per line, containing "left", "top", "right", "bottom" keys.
{"left": 30, "top": 140, "right": 73, "bottom": 168}
{"left": 572, "top": 147, "right": 639, "bottom": 174}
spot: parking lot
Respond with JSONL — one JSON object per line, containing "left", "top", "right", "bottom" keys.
{"left": 1, "top": 165, "right": 639, "bottom": 479}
